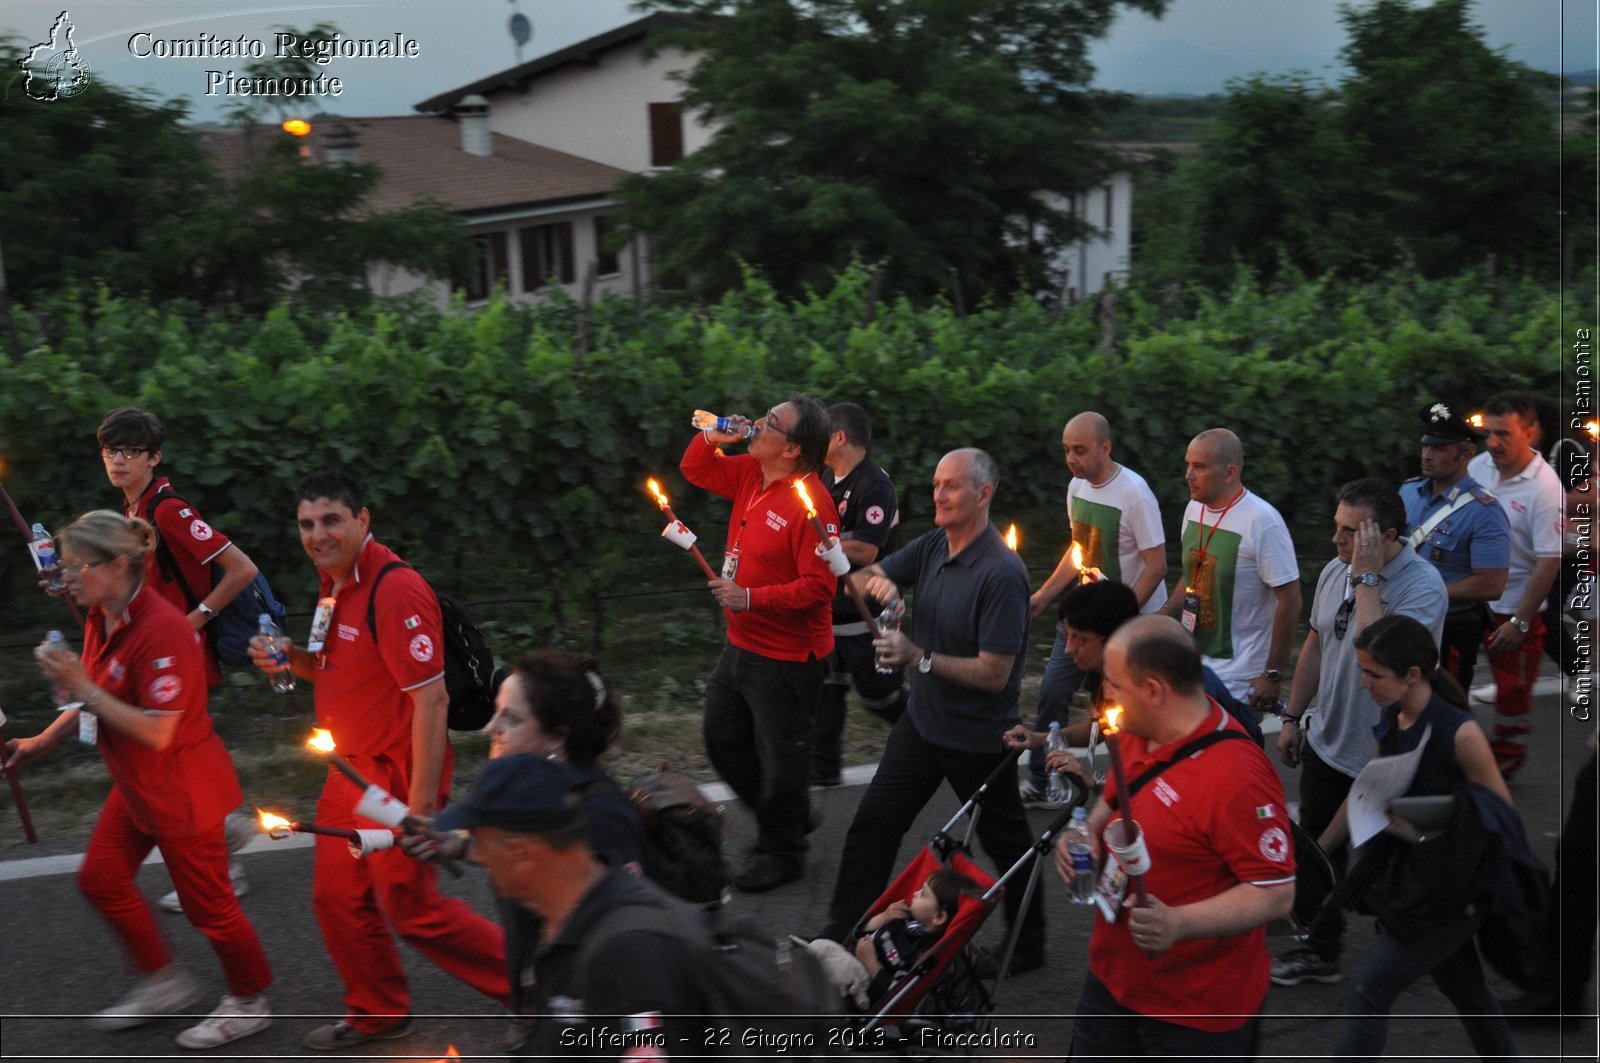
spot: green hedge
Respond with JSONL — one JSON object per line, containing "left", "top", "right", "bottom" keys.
{"left": 0, "top": 264, "right": 1566, "bottom": 631}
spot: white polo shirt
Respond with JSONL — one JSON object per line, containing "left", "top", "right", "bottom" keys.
{"left": 1466, "top": 449, "right": 1563, "bottom": 614}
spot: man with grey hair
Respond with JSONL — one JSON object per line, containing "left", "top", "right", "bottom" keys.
{"left": 1164, "top": 428, "right": 1301, "bottom": 713}
{"left": 820, "top": 449, "right": 1044, "bottom": 973}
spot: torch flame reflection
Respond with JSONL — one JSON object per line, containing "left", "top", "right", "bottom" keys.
{"left": 793, "top": 479, "right": 818, "bottom": 519}
{"left": 308, "top": 728, "right": 336, "bottom": 754}
{"left": 1005, "top": 524, "right": 1019, "bottom": 551}
{"left": 646, "top": 478, "right": 670, "bottom": 509}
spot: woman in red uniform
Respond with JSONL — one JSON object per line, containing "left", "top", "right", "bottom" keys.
{"left": 5, "top": 511, "right": 273, "bottom": 1049}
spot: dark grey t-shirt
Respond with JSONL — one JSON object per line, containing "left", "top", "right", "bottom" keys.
{"left": 880, "top": 523, "right": 1030, "bottom": 750}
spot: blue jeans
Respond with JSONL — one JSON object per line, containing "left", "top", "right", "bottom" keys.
{"left": 1335, "top": 910, "right": 1517, "bottom": 1061}
{"left": 1069, "top": 971, "right": 1261, "bottom": 1059}
{"left": 1028, "top": 625, "right": 1084, "bottom": 786}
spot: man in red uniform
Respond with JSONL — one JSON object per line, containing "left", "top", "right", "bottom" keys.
{"left": 1055, "top": 615, "right": 1295, "bottom": 1057}
{"left": 249, "top": 470, "right": 507, "bottom": 1051}
{"left": 681, "top": 393, "right": 839, "bottom": 892}
{"left": 97, "top": 406, "right": 262, "bottom": 909}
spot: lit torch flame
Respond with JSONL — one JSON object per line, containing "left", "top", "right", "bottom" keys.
{"left": 793, "top": 479, "right": 818, "bottom": 519}
{"left": 427, "top": 1048, "right": 461, "bottom": 1062}
{"left": 308, "top": 728, "right": 336, "bottom": 754}
{"left": 257, "top": 808, "right": 293, "bottom": 840}
{"left": 646, "top": 478, "right": 670, "bottom": 510}
{"left": 1102, "top": 705, "right": 1123, "bottom": 735}
{"left": 1070, "top": 542, "right": 1083, "bottom": 568}
{"left": 1468, "top": 412, "right": 1485, "bottom": 428}
{"left": 1587, "top": 421, "right": 1599, "bottom": 439}
{"left": 1005, "top": 524, "right": 1019, "bottom": 551}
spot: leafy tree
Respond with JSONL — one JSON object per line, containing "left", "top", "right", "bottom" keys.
{"left": 618, "top": 0, "right": 1167, "bottom": 302}
{"left": 1180, "top": 75, "right": 1368, "bottom": 286}
{"left": 0, "top": 41, "right": 215, "bottom": 303}
{"left": 1336, "top": 0, "right": 1559, "bottom": 276}
{"left": 1146, "top": 0, "right": 1561, "bottom": 288}
{"left": 0, "top": 31, "right": 471, "bottom": 312}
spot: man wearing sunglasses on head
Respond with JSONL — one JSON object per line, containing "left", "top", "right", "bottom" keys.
{"left": 1271, "top": 477, "right": 1446, "bottom": 990}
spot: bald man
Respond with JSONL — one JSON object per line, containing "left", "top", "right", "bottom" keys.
{"left": 1023, "top": 411, "right": 1169, "bottom": 806}
{"left": 1163, "top": 428, "right": 1302, "bottom": 712}
{"left": 1054, "top": 616, "right": 1294, "bottom": 1057}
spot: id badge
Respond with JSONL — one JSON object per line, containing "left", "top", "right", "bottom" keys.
{"left": 1181, "top": 588, "right": 1200, "bottom": 634}
{"left": 721, "top": 546, "right": 741, "bottom": 581}
{"left": 306, "top": 597, "right": 336, "bottom": 654}
{"left": 78, "top": 710, "right": 98, "bottom": 746}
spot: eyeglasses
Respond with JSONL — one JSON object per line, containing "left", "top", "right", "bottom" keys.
{"left": 61, "top": 557, "right": 114, "bottom": 578}
{"left": 763, "top": 409, "right": 793, "bottom": 439}
{"left": 1334, "top": 596, "right": 1355, "bottom": 640}
{"left": 100, "top": 446, "right": 150, "bottom": 460}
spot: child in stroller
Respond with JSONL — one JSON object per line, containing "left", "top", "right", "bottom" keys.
{"left": 853, "top": 868, "right": 978, "bottom": 1005}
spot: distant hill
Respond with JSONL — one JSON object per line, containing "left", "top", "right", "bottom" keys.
{"left": 1563, "top": 69, "right": 1599, "bottom": 86}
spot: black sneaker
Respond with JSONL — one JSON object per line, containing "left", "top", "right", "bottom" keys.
{"left": 1270, "top": 947, "right": 1342, "bottom": 986}
{"left": 733, "top": 853, "right": 802, "bottom": 893}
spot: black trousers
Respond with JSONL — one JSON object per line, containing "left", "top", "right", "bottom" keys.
{"left": 1300, "top": 742, "right": 1356, "bottom": 961}
{"left": 703, "top": 643, "right": 826, "bottom": 863}
{"left": 823, "top": 713, "right": 1044, "bottom": 944}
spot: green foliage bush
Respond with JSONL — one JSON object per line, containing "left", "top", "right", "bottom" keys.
{"left": 0, "top": 265, "right": 1563, "bottom": 636}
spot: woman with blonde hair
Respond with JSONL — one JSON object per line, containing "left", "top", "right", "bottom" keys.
{"left": 5, "top": 510, "right": 273, "bottom": 1049}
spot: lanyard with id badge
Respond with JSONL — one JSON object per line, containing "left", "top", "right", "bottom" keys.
{"left": 1181, "top": 488, "right": 1245, "bottom": 635}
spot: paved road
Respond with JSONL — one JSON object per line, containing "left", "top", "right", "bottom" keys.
{"left": 1, "top": 692, "right": 1594, "bottom": 1060}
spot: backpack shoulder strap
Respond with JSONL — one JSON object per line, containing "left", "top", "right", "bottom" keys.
{"left": 365, "top": 560, "right": 411, "bottom": 642}
{"left": 1108, "top": 729, "right": 1253, "bottom": 811}
{"left": 574, "top": 894, "right": 701, "bottom": 981}
{"left": 140, "top": 484, "right": 199, "bottom": 608}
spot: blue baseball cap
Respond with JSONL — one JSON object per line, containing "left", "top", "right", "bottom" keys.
{"left": 435, "top": 753, "right": 585, "bottom": 834}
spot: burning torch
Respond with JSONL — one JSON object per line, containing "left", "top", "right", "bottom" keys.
{"left": 793, "top": 479, "right": 879, "bottom": 635}
{"left": 645, "top": 479, "right": 719, "bottom": 580}
{"left": 305, "top": 730, "right": 462, "bottom": 876}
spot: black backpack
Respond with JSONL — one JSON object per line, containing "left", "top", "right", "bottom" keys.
{"left": 577, "top": 887, "right": 843, "bottom": 1054}
{"left": 140, "top": 487, "right": 287, "bottom": 668}
{"left": 627, "top": 766, "right": 731, "bottom": 905}
{"left": 366, "top": 561, "right": 499, "bottom": 732}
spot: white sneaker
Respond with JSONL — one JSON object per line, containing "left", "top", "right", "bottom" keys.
{"left": 159, "top": 863, "right": 249, "bottom": 914}
{"left": 222, "top": 811, "right": 259, "bottom": 853}
{"left": 89, "top": 968, "right": 202, "bottom": 1030}
{"left": 1470, "top": 683, "right": 1498, "bottom": 706}
{"left": 175, "top": 994, "right": 272, "bottom": 1049}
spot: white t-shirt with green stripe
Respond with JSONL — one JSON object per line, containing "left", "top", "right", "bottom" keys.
{"left": 1066, "top": 464, "right": 1169, "bottom": 613}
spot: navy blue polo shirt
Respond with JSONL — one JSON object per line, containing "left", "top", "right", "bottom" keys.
{"left": 879, "top": 523, "right": 1030, "bottom": 750}
{"left": 1401, "top": 474, "right": 1510, "bottom": 614}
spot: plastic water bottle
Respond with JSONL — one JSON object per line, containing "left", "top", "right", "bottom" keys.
{"left": 691, "top": 409, "right": 754, "bottom": 439}
{"left": 258, "top": 613, "right": 295, "bottom": 694}
{"left": 1046, "top": 722, "right": 1069, "bottom": 805}
{"left": 875, "top": 599, "right": 905, "bottom": 675}
{"left": 1065, "top": 807, "right": 1096, "bottom": 904}
{"left": 42, "top": 630, "right": 72, "bottom": 707}
{"left": 31, "top": 523, "right": 64, "bottom": 593}
{"left": 42, "top": 629, "right": 96, "bottom": 744}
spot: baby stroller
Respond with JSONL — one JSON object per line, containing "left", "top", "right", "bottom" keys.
{"left": 843, "top": 756, "right": 1077, "bottom": 1052}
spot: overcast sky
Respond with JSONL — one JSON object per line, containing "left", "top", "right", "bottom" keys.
{"left": 4, "top": 0, "right": 1595, "bottom": 121}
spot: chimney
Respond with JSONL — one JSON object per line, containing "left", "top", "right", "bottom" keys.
{"left": 324, "top": 123, "right": 359, "bottom": 164}
{"left": 456, "top": 94, "right": 492, "bottom": 157}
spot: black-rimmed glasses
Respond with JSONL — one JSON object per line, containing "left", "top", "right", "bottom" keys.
{"left": 100, "top": 446, "right": 150, "bottom": 460}
{"left": 1334, "top": 596, "right": 1355, "bottom": 639}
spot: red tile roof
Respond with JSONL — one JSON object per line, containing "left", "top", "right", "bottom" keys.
{"left": 201, "top": 115, "right": 628, "bottom": 216}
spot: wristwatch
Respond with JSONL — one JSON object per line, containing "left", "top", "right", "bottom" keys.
{"left": 196, "top": 602, "right": 216, "bottom": 621}
{"left": 1355, "top": 572, "right": 1381, "bottom": 587}
{"left": 1264, "top": 669, "right": 1283, "bottom": 683}
{"left": 1509, "top": 617, "right": 1530, "bottom": 633}
{"left": 917, "top": 652, "right": 934, "bottom": 675}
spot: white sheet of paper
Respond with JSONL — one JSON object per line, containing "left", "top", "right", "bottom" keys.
{"left": 1346, "top": 724, "right": 1432, "bottom": 847}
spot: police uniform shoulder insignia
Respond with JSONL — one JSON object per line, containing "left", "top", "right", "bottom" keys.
{"left": 1470, "top": 485, "right": 1496, "bottom": 504}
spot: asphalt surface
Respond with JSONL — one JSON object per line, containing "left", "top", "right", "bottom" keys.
{"left": 0, "top": 690, "right": 1595, "bottom": 1061}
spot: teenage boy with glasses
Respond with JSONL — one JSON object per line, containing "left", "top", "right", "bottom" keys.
{"left": 94, "top": 406, "right": 263, "bottom": 909}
